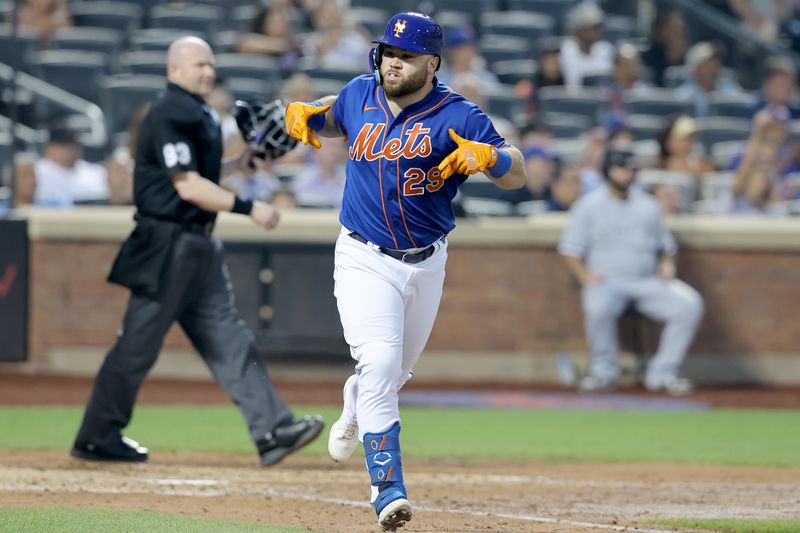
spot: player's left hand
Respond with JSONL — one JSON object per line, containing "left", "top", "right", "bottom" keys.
{"left": 285, "top": 102, "right": 331, "bottom": 149}
{"left": 437, "top": 129, "right": 499, "bottom": 180}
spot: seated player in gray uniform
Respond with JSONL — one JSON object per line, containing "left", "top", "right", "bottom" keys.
{"left": 558, "top": 148, "right": 704, "bottom": 394}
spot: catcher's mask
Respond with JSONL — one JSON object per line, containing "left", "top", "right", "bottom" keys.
{"left": 233, "top": 99, "right": 298, "bottom": 160}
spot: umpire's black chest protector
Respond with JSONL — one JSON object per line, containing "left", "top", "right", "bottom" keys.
{"left": 133, "top": 83, "right": 223, "bottom": 225}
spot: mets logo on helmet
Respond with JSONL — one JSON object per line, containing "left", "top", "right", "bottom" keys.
{"left": 393, "top": 19, "right": 406, "bottom": 37}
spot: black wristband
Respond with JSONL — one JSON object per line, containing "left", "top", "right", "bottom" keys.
{"left": 231, "top": 196, "right": 253, "bottom": 215}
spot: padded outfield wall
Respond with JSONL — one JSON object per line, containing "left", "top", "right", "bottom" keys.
{"left": 10, "top": 206, "right": 800, "bottom": 385}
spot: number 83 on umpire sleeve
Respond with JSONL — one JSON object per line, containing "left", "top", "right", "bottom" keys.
{"left": 162, "top": 142, "right": 192, "bottom": 168}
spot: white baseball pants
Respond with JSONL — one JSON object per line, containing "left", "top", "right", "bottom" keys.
{"left": 333, "top": 227, "right": 447, "bottom": 440}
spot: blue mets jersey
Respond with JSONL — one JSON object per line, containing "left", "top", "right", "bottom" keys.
{"left": 332, "top": 75, "right": 506, "bottom": 250}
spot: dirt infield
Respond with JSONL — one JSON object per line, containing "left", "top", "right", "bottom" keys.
{"left": 1, "top": 451, "right": 799, "bottom": 533}
{"left": 1, "top": 373, "right": 799, "bottom": 532}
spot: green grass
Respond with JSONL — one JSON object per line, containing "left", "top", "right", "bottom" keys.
{"left": 1, "top": 405, "right": 799, "bottom": 467}
{"left": 653, "top": 518, "right": 800, "bottom": 533}
{"left": 0, "top": 507, "right": 318, "bottom": 533}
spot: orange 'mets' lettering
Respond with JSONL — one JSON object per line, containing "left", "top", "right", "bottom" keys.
{"left": 349, "top": 123, "right": 432, "bottom": 162}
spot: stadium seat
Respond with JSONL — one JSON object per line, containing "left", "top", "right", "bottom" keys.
{"left": 603, "top": 15, "right": 636, "bottom": 44}
{"left": 349, "top": 7, "right": 390, "bottom": 38}
{"left": 626, "top": 114, "right": 666, "bottom": 141}
{"left": 636, "top": 169, "right": 696, "bottom": 212}
{"left": 631, "top": 139, "right": 660, "bottom": 167}
{"left": 312, "top": 78, "right": 348, "bottom": 99}
{"left": 710, "top": 140, "right": 745, "bottom": 169}
{"left": 350, "top": 0, "right": 413, "bottom": 11}
{"left": 227, "top": 5, "right": 260, "bottom": 33}
{"left": 49, "top": 27, "right": 124, "bottom": 71}
{"left": 540, "top": 112, "right": 590, "bottom": 139}
{"left": 459, "top": 172, "right": 505, "bottom": 199}
{"left": 148, "top": 4, "right": 223, "bottom": 36}
{"left": 624, "top": 88, "right": 694, "bottom": 117}
{"left": 582, "top": 74, "right": 611, "bottom": 87}
{"left": 484, "top": 85, "right": 524, "bottom": 121}
{"left": 537, "top": 86, "right": 610, "bottom": 125}
{"left": 299, "top": 62, "right": 364, "bottom": 84}
{"left": 130, "top": 28, "right": 207, "bottom": 52}
{"left": 490, "top": 59, "right": 537, "bottom": 85}
{"left": 699, "top": 171, "right": 736, "bottom": 203}
{"left": 226, "top": 77, "right": 274, "bottom": 103}
{"left": 709, "top": 94, "right": 755, "bottom": 118}
{"left": 506, "top": 0, "right": 578, "bottom": 34}
{"left": 478, "top": 34, "right": 531, "bottom": 67}
{"left": 435, "top": 10, "right": 473, "bottom": 33}
{"left": 214, "top": 54, "right": 282, "bottom": 85}
{"left": 430, "top": 0, "right": 500, "bottom": 27}
{"left": 0, "top": 24, "right": 39, "bottom": 73}
{"left": 119, "top": 50, "right": 167, "bottom": 76}
{"left": 49, "top": 27, "right": 123, "bottom": 55}
{"left": 552, "top": 138, "right": 585, "bottom": 164}
{"left": 70, "top": 1, "right": 142, "bottom": 34}
{"left": 101, "top": 74, "right": 165, "bottom": 135}
{"left": 696, "top": 117, "right": 752, "bottom": 150}
{"left": 461, "top": 196, "right": 515, "bottom": 217}
{"left": 34, "top": 50, "right": 109, "bottom": 104}
{"left": 480, "top": 11, "right": 554, "bottom": 46}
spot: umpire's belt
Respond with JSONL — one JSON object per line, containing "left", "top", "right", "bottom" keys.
{"left": 348, "top": 231, "right": 440, "bottom": 264}
{"left": 184, "top": 221, "right": 215, "bottom": 236}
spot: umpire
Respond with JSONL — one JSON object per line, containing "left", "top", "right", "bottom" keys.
{"left": 71, "top": 36, "right": 322, "bottom": 466}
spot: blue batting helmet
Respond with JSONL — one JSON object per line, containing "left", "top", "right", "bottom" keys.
{"left": 373, "top": 12, "right": 443, "bottom": 57}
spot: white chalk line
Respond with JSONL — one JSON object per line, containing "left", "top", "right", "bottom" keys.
{"left": 2, "top": 479, "right": 681, "bottom": 533}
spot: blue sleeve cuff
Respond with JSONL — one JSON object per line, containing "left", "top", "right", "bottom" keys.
{"left": 307, "top": 102, "right": 326, "bottom": 132}
{"left": 487, "top": 149, "right": 512, "bottom": 179}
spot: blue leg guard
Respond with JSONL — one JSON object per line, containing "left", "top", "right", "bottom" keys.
{"left": 364, "top": 422, "right": 407, "bottom": 516}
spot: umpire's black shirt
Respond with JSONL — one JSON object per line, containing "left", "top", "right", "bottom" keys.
{"left": 133, "top": 82, "right": 223, "bottom": 225}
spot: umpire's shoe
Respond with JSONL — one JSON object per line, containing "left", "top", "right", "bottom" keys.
{"left": 71, "top": 436, "right": 148, "bottom": 463}
{"left": 257, "top": 415, "right": 324, "bottom": 467}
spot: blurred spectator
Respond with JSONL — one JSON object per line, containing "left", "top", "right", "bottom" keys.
{"left": 560, "top": 2, "right": 614, "bottom": 87}
{"left": 499, "top": 144, "right": 556, "bottom": 205}
{"left": 750, "top": 56, "right": 800, "bottom": 119}
{"left": 606, "top": 43, "right": 649, "bottom": 112}
{"left": 641, "top": 10, "right": 688, "bottom": 88}
{"left": 235, "top": 3, "right": 302, "bottom": 69}
{"left": 303, "top": 0, "right": 369, "bottom": 69}
{"left": 547, "top": 162, "right": 582, "bottom": 211}
{"left": 728, "top": 0, "right": 797, "bottom": 43}
{"left": 7, "top": 0, "right": 71, "bottom": 47}
{"left": 559, "top": 148, "right": 703, "bottom": 395}
{"left": 222, "top": 164, "right": 281, "bottom": 203}
{"left": 652, "top": 183, "right": 683, "bottom": 215}
{"left": 519, "top": 120, "right": 554, "bottom": 152}
{"left": 105, "top": 104, "right": 150, "bottom": 206}
{"left": 271, "top": 183, "right": 298, "bottom": 210}
{"left": 518, "top": 40, "right": 564, "bottom": 117}
{"left": 34, "top": 128, "right": 109, "bottom": 206}
{"left": 207, "top": 81, "right": 240, "bottom": 153}
{"left": 656, "top": 115, "right": 715, "bottom": 183}
{"left": 438, "top": 25, "right": 499, "bottom": 88}
{"left": 278, "top": 74, "right": 315, "bottom": 165}
{"left": 675, "top": 42, "right": 744, "bottom": 117}
{"left": 726, "top": 109, "right": 796, "bottom": 212}
{"left": 291, "top": 138, "right": 346, "bottom": 208}
{"left": 578, "top": 127, "right": 609, "bottom": 195}
{"left": 280, "top": 72, "right": 315, "bottom": 103}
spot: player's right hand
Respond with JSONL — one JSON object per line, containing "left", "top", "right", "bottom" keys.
{"left": 250, "top": 201, "right": 280, "bottom": 230}
{"left": 285, "top": 102, "right": 331, "bottom": 149}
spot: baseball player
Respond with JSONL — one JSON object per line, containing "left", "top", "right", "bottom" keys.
{"left": 71, "top": 36, "right": 323, "bottom": 467}
{"left": 559, "top": 148, "right": 704, "bottom": 394}
{"left": 283, "top": 12, "right": 526, "bottom": 531}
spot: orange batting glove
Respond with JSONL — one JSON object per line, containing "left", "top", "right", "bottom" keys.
{"left": 285, "top": 102, "right": 331, "bottom": 149}
{"left": 437, "top": 129, "right": 499, "bottom": 180}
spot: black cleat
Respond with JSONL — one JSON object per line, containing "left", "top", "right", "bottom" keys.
{"left": 257, "top": 414, "right": 324, "bottom": 467}
{"left": 71, "top": 436, "right": 149, "bottom": 463}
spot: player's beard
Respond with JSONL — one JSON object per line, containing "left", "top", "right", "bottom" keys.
{"left": 382, "top": 66, "right": 429, "bottom": 98}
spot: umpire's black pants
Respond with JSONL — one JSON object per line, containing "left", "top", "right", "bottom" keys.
{"left": 75, "top": 231, "right": 293, "bottom": 448}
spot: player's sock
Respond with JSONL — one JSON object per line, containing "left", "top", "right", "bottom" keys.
{"left": 364, "top": 422, "right": 407, "bottom": 515}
